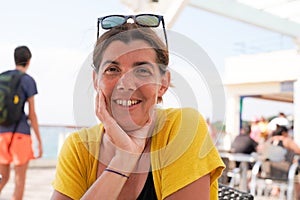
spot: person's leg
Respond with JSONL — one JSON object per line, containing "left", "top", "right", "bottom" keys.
{"left": 12, "top": 162, "right": 29, "bottom": 200}
{"left": 0, "top": 133, "right": 13, "bottom": 195}
{"left": 0, "top": 164, "right": 10, "bottom": 194}
{"left": 10, "top": 133, "right": 35, "bottom": 200}
{"left": 10, "top": 133, "right": 34, "bottom": 200}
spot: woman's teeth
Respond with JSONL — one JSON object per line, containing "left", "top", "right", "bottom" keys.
{"left": 115, "top": 100, "right": 140, "bottom": 107}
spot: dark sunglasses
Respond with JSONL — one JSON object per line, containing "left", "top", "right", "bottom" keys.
{"left": 97, "top": 14, "right": 168, "bottom": 47}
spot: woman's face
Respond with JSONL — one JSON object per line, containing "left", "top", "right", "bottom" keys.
{"left": 95, "top": 40, "right": 169, "bottom": 131}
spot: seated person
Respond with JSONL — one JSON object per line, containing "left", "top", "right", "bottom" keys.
{"left": 259, "top": 125, "right": 300, "bottom": 197}
{"left": 231, "top": 124, "right": 258, "bottom": 154}
{"left": 223, "top": 125, "right": 257, "bottom": 186}
{"left": 261, "top": 125, "right": 299, "bottom": 179}
{"left": 270, "top": 125, "right": 300, "bottom": 154}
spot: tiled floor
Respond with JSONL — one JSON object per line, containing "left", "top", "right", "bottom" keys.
{"left": 0, "top": 167, "right": 55, "bottom": 200}
{"left": 0, "top": 166, "right": 291, "bottom": 200}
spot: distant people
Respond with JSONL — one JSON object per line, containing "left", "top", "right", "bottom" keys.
{"left": 249, "top": 117, "right": 261, "bottom": 143}
{"left": 0, "top": 46, "right": 43, "bottom": 200}
{"left": 260, "top": 125, "right": 299, "bottom": 166}
{"left": 230, "top": 124, "right": 257, "bottom": 185}
{"left": 269, "top": 125, "right": 300, "bottom": 156}
{"left": 260, "top": 125, "right": 300, "bottom": 197}
{"left": 231, "top": 124, "right": 258, "bottom": 154}
{"left": 258, "top": 116, "right": 269, "bottom": 141}
{"left": 267, "top": 112, "right": 289, "bottom": 133}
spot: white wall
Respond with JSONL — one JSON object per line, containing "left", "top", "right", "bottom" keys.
{"left": 224, "top": 50, "right": 300, "bottom": 144}
{"left": 224, "top": 50, "right": 300, "bottom": 84}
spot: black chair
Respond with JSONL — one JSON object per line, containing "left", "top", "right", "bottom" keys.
{"left": 218, "top": 183, "right": 254, "bottom": 200}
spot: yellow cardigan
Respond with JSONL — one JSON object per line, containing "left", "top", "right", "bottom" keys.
{"left": 52, "top": 108, "right": 225, "bottom": 199}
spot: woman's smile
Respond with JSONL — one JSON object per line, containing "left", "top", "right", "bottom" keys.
{"left": 113, "top": 99, "right": 142, "bottom": 107}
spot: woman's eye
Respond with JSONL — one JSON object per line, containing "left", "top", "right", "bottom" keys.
{"left": 135, "top": 67, "right": 153, "bottom": 77}
{"left": 103, "top": 66, "right": 120, "bottom": 75}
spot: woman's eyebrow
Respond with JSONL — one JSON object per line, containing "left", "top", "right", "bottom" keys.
{"left": 101, "top": 60, "right": 155, "bottom": 68}
{"left": 101, "top": 60, "right": 119, "bottom": 67}
{"left": 133, "top": 61, "right": 155, "bottom": 68}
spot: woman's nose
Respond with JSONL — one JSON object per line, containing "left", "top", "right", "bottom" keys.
{"left": 116, "top": 71, "right": 136, "bottom": 91}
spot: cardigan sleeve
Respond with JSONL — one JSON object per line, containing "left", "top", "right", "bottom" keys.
{"left": 151, "top": 108, "right": 225, "bottom": 199}
{"left": 52, "top": 126, "right": 101, "bottom": 200}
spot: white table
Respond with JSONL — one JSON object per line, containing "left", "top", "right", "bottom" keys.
{"left": 219, "top": 152, "right": 257, "bottom": 192}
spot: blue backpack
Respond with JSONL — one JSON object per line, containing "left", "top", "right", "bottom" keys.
{"left": 0, "top": 70, "right": 24, "bottom": 126}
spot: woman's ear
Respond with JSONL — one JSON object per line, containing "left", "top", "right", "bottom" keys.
{"left": 158, "top": 71, "right": 171, "bottom": 97}
{"left": 92, "top": 71, "right": 98, "bottom": 91}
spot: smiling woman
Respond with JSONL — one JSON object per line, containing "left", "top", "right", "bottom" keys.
{"left": 51, "top": 14, "right": 225, "bottom": 200}
{"left": 96, "top": 40, "right": 165, "bottom": 131}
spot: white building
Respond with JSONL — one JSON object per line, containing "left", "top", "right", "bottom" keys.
{"left": 224, "top": 49, "right": 300, "bottom": 144}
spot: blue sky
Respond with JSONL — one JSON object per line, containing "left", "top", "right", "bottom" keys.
{"left": 0, "top": 0, "right": 295, "bottom": 125}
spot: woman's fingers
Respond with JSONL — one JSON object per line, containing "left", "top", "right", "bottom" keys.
{"left": 95, "top": 91, "right": 132, "bottom": 147}
{"left": 95, "top": 91, "right": 153, "bottom": 153}
{"left": 95, "top": 91, "right": 108, "bottom": 123}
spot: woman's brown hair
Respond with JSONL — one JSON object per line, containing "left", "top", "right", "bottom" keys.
{"left": 93, "top": 23, "right": 169, "bottom": 75}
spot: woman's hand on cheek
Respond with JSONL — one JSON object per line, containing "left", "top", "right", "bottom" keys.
{"left": 95, "top": 91, "right": 148, "bottom": 154}
{"left": 95, "top": 91, "right": 115, "bottom": 129}
{"left": 95, "top": 91, "right": 153, "bottom": 173}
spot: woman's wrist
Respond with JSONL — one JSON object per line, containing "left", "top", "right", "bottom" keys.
{"left": 109, "top": 152, "right": 141, "bottom": 175}
{"left": 104, "top": 168, "right": 130, "bottom": 179}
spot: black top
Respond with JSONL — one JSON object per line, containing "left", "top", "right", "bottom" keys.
{"left": 136, "top": 171, "right": 157, "bottom": 200}
{"left": 231, "top": 134, "right": 257, "bottom": 154}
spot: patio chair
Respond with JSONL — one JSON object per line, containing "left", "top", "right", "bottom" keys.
{"left": 218, "top": 183, "right": 254, "bottom": 200}
{"left": 219, "top": 155, "right": 253, "bottom": 188}
{"left": 219, "top": 156, "right": 241, "bottom": 187}
{"left": 249, "top": 153, "right": 299, "bottom": 200}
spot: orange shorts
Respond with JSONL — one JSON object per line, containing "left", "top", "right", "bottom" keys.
{"left": 0, "top": 132, "right": 34, "bottom": 166}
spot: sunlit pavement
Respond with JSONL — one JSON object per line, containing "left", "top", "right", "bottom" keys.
{"left": 0, "top": 167, "right": 55, "bottom": 200}
{"left": 0, "top": 165, "right": 287, "bottom": 200}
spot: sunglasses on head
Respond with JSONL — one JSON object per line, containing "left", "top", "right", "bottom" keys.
{"left": 97, "top": 14, "right": 168, "bottom": 47}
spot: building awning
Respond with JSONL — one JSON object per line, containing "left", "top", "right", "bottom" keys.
{"left": 189, "top": 0, "right": 300, "bottom": 39}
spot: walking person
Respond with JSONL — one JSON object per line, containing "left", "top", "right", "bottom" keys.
{"left": 0, "top": 46, "right": 43, "bottom": 200}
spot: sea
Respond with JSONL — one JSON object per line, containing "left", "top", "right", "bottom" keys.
{"left": 32, "top": 125, "right": 84, "bottom": 159}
